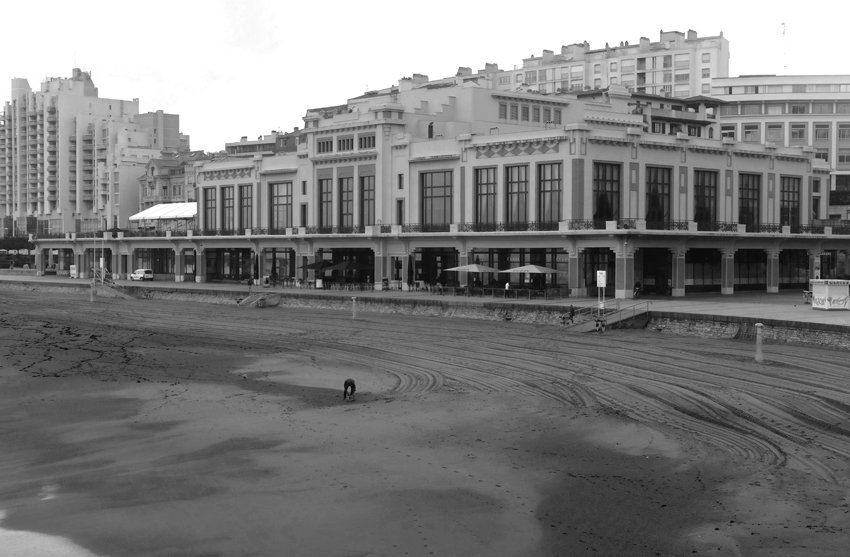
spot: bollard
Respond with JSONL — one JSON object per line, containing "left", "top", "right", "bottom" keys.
{"left": 754, "top": 322, "right": 764, "bottom": 362}
{"left": 351, "top": 296, "right": 357, "bottom": 320}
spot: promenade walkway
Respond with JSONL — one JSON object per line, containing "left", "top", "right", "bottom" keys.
{"left": 2, "top": 272, "right": 849, "bottom": 330}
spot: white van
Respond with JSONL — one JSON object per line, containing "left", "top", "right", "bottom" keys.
{"left": 130, "top": 269, "right": 154, "bottom": 281}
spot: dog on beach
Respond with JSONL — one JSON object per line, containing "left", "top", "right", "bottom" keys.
{"left": 343, "top": 378, "right": 356, "bottom": 401}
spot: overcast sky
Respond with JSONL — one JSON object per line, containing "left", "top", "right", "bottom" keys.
{"left": 2, "top": 0, "right": 847, "bottom": 153}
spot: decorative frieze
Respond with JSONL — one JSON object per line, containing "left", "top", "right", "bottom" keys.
{"left": 201, "top": 167, "right": 254, "bottom": 181}
{"left": 473, "top": 139, "right": 560, "bottom": 159}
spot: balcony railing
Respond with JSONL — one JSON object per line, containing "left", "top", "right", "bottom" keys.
{"left": 758, "top": 223, "right": 782, "bottom": 234}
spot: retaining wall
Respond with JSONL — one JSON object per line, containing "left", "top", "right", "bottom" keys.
{"left": 2, "top": 280, "right": 847, "bottom": 350}
{"left": 650, "top": 312, "right": 850, "bottom": 351}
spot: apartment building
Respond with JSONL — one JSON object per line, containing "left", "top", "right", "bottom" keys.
{"left": 137, "top": 150, "right": 212, "bottom": 211}
{"left": 34, "top": 79, "right": 841, "bottom": 296}
{"left": 0, "top": 69, "right": 186, "bottom": 238}
{"left": 492, "top": 29, "right": 729, "bottom": 99}
{"left": 712, "top": 74, "right": 850, "bottom": 212}
{"left": 224, "top": 130, "right": 300, "bottom": 157}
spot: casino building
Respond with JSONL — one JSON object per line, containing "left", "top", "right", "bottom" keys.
{"left": 32, "top": 77, "right": 841, "bottom": 299}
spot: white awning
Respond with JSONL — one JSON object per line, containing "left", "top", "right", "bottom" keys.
{"left": 129, "top": 203, "right": 197, "bottom": 221}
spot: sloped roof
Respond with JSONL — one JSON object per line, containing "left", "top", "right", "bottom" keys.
{"left": 129, "top": 202, "right": 197, "bottom": 221}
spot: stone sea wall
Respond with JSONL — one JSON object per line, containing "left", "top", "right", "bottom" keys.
{"left": 2, "top": 280, "right": 847, "bottom": 350}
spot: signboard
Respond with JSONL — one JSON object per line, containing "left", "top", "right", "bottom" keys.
{"left": 596, "top": 270, "right": 607, "bottom": 288}
{"left": 70, "top": 265, "right": 78, "bottom": 278}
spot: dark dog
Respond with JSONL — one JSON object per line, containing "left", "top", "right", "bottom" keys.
{"left": 343, "top": 378, "right": 356, "bottom": 401}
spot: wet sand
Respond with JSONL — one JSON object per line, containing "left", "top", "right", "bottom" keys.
{"left": 1, "top": 286, "right": 849, "bottom": 556}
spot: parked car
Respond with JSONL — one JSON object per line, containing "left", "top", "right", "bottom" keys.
{"left": 130, "top": 268, "right": 154, "bottom": 281}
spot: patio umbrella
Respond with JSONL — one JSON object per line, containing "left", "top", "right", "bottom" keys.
{"left": 499, "top": 264, "right": 560, "bottom": 274}
{"left": 444, "top": 263, "right": 502, "bottom": 273}
{"left": 299, "top": 260, "right": 333, "bottom": 270}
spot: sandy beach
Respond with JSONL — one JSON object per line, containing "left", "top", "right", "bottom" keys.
{"left": 1, "top": 285, "right": 849, "bottom": 556}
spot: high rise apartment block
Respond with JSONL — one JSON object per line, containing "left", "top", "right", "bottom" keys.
{"left": 712, "top": 74, "right": 850, "bottom": 214}
{"left": 0, "top": 68, "right": 187, "bottom": 239}
{"left": 491, "top": 29, "right": 729, "bottom": 99}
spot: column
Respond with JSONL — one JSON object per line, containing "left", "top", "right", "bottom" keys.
{"left": 373, "top": 253, "right": 390, "bottom": 290}
{"left": 670, "top": 247, "right": 687, "bottom": 297}
{"left": 614, "top": 243, "right": 635, "bottom": 299}
{"left": 720, "top": 247, "right": 736, "bottom": 295}
{"left": 35, "top": 249, "right": 44, "bottom": 275}
{"left": 196, "top": 248, "right": 207, "bottom": 283}
{"left": 807, "top": 248, "right": 822, "bottom": 280}
{"left": 569, "top": 250, "right": 584, "bottom": 298}
{"left": 175, "top": 249, "right": 184, "bottom": 282}
{"left": 765, "top": 248, "right": 780, "bottom": 293}
{"left": 458, "top": 250, "right": 470, "bottom": 288}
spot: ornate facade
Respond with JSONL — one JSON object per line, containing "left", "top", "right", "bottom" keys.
{"left": 32, "top": 79, "right": 843, "bottom": 298}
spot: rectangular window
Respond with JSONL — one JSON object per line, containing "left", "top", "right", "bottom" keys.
{"left": 701, "top": 68, "right": 710, "bottom": 78}
{"left": 397, "top": 173, "right": 404, "bottom": 189}
{"left": 553, "top": 109, "right": 562, "bottom": 125}
{"left": 302, "top": 181, "right": 307, "bottom": 195}
{"left": 319, "top": 178, "right": 333, "bottom": 230}
{"left": 396, "top": 199, "right": 404, "bottom": 226}
{"left": 358, "top": 134, "right": 376, "bottom": 149}
{"left": 537, "top": 162, "right": 562, "bottom": 225}
{"left": 509, "top": 104, "right": 519, "bottom": 120}
{"left": 420, "top": 171, "right": 452, "bottom": 231}
{"left": 621, "top": 59, "right": 635, "bottom": 73}
{"left": 532, "top": 107, "right": 540, "bottom": 122}
{"left": 593, "top": 63, "right": 601, "bottom": 74}
{"left": 338, "top": 177, "right": 354, "bottom": 230}
{"left": 790, "top": 123, "right": 807, "bottom": 142}
{"left": 766, "top": 123, "right": 784, "bottom": 143}
{"left": 474, "top": 167, "right": 497, "bottom": 230}
{"left": 694, "top": 170, "right": 718, "bottom": 231}
{"left": 239, "top": 184, "right": 253, "bottom": 230}
{"left": 592, "top": 162, "right": 621, "bottom": 228}
{"left": 498, "top": 102, "right": 508, "bottom": 119}
{"left": 317, "top": 138, "right": 333, "bottom": 153}
{"left": 338, "top": 137, "right": 354, "bottom": 151}
{"left": 814, "top": 124, "right": 830, "bottom": 141}
{"left": 839, "top": 124, "right": 850, "bottom": 140}
{"left": 789, "top": 103, "right": 808, "bottom": 114}
{"left": 815, "top": 149, "right": 829, "bottom": 162}
{"left": 652, "top": 122, "right": 665, "bottom": 134}
{"left": 542, "top": 108, "right": 551, "bottom": 123}
{"left": 221, "top": 186, "right": 235, "bottom": 232}
{"left": 674, "top": 53, "right": 689, "bottom": 69}
{"left": 203, "top": 187, "right": 216, "bottom": 231}
{"left": 741, "top": 104, "right": 762, "bottom": 115}
{"left": 610, "top": 61, "right": 617, "bottom": 72}
{"left": 687, "top": 125, "right": 701, "bottom": 137}
{"left": 739, "top": 173, "right": 761, "bottom": 232}
{"left": 524, "top": 71, "right": 537, "bottom": 84}
{"left": 812, "top": 102, "right": 833, "bottom": 114}
{"left": 721, "top": 125, "right": 736, "bottom": 140}
{"left": 521, "top": 105, "right": 530, "bottom": 121}
{"left": 645, "top": 166, "right": 671, "bottom": 230}
{"left": 838, "top": 149, "right": 850, "bottom": 164}
{"left": 360, "top": 175, "right": 375, "bottom": 227}
{"left": 505, "top": 165, "right": 528, "bottom": 229}
{"left": 701, "top": 52, "right": 711, "bottom": 63}
{"left": 743, "top": 123, "right": 760, "bottom": 142}
{"left": 837, "top": 103, "right": 850, "bottom": 114}
{"left": 780, "top": 176, "right": 801, "bottom": 230}
{"left": 270, "top": 181, "right": 293, "bottom": 231}
{"left": 675, "top": 72, "right": 690, "bottom": 82}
